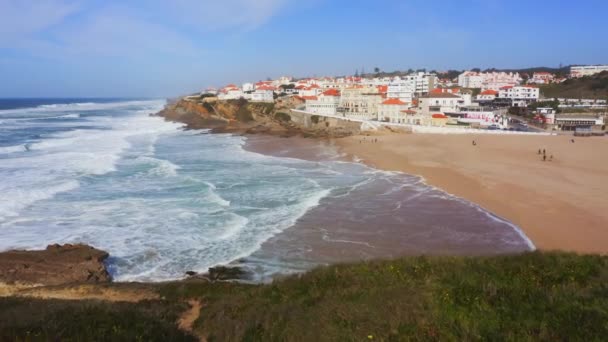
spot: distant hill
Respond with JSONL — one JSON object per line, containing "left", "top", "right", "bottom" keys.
{"left": 540, "top": 71, "right": 608, "bottom": 99}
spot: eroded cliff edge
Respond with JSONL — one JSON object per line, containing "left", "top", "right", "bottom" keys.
{"left": 157, "top": 96, "right": 362, "bottom": 138}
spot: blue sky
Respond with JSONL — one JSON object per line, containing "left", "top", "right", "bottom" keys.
{"left": 1, "top": 0, "right": 607, "bottom": 98}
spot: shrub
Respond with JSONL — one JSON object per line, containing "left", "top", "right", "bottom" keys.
{"left": 275, "top": 112, "right": 291, "bottom": 122}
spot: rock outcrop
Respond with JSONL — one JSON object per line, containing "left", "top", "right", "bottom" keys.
{"left": 157, "top": 96, "right": 361, "bottom": 138}
{"left": 0, "top": 244, "right": 111, "bottom": 286}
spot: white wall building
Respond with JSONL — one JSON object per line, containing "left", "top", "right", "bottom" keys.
{"left": 498, "top": 86, "right": 539, "bottom": 100}
{"left": 458, "top": 71, "right": 483, "bottom": 88}
{"left": 305, "top": 89, "right": 341, "bottom": 115}
{"left": 570, "top": 65, "right": 608, "bottom": 78}
{"left": 378, "top": 98, "right": 409, "bottom": 123}
{"left": 339, "top": 86, "right": 383, "bottom": 120}
{"left": 242, "top": 83, "right": 255, "bottom": 92}
{"left": 418, "top": 93, "right": 461, "bottom": 115}
{"left": 387, "top": 80, "right": 415, "bottom": 103}
{"left": 250, "top": 89, "right": 274, "bottom": 103}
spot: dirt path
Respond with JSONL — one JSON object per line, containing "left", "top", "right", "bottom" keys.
{"left": 178, "top": 299, "right": 205, "bottom": 341}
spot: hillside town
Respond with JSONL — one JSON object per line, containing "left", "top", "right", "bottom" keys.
{"left": 197, "top": 65, "right": 608, "bottom": 134}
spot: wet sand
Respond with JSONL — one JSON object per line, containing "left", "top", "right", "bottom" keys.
{"left": 335, "top": 133, "right": 608, "bottom": 254}
{"left": 241, "top": 135, "right": 532, "bottom": 280}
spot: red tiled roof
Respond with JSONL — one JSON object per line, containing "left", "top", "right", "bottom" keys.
{"left": 401, "top": 110, "right": 417, "bottom": 114}
{"left": 480, "top": 90, "right": 498, "bottom": 95}
{"left": 301, "top": 96, "right": 318, "bottom": 101}
{"left": 432, "top": 114, "right": 448, "bottom": 119}
{"left": 322, "top": 89, "right": 340, "bottom": 96}
{"left": 377, "top": 85, "right": 388, "bottom": 93}
{"left": 500, "top": 86, "right": 514, "bottom": 90}
{"left": 256, "top": 85, "right": 276, "bottom": 91}
{"left": 382, "top": 98, "right": 407, "bottom": 105}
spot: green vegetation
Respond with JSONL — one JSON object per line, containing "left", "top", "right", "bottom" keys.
{"left": 540, "top": 71, "right": 608, "bottom": 99}
{"left": 161, "top": 252, "right": 608, "bottom": 341}
{"left": 2, "top": 252, "right": 607, "bottom": 341}
{"left": 0, "top": 298, "right": 195, "bottom": 341}
{"left": 274, "top": 112, "right": 291, "bottom": 122}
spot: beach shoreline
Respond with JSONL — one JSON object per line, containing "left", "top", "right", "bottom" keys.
{"left": 333, "top": 132, "right": 608, "bottom": 254}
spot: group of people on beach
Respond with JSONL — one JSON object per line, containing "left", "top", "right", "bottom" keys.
{"left": 538, "top": 148, "right": 553, "bottom": 162}
{"left": 359, "top": 137, "right": 379, "bottom": 144}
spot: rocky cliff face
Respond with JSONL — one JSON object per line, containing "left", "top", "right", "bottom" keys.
{"left": 0, "top": 244, "right": 111, "bottom": 286}
{"left": 157, "top": 97, "right": 361, "bottom": 138}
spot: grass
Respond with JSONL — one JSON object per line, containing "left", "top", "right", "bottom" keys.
{"left": 0, "top": 298, "right": 196, "bottom": 341}
{"left": 160, "top": 252, "right": 608, "bottom": 341}
{"left": 2, "top": 252, "right": 607, "bottom": 341}
{"left": 540, "top": 71, "right": 608, "bottom": 99}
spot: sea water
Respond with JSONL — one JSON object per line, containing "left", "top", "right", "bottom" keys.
{"left": 0, "top": 99, "right": 533, "bottom": 282}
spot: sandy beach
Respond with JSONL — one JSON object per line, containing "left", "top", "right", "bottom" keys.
{"left": 335, "top": 133, "right": 608, "bottom": 254}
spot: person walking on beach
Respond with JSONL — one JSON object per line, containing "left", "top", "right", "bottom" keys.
{"left": 543, "top": 155, "right": 546, "bottom": 161}
{"left": 538, "top": 149, "right": 542, "bottom": 155}
{"left": 472, "top": 140, "right": 477, "bottom": 146}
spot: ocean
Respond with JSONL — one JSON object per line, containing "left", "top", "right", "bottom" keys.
{"left": 0, "top": 99, "right": 534, "bottom": 282}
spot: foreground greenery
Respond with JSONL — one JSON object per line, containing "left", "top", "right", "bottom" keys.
{"left": 2, "top": 252, "right": 607, "bottom": 341}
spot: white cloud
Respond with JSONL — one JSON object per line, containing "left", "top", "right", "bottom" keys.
{"left": 0, "top": 0, "right": 80, "bottom": 42}
{"left": 149, "top": 0, "right": 289, "bottom": 31}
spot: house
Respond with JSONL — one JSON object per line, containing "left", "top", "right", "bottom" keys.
{"left": 496, "top": 85, "right": 539, "bottom": 107}
{"left": 458, "top": 71, "right": 483, "bottom": 88}
{"left": 242, "top": 83, "right": 255, "bottom": 92}
{"left": 250, "top": 85, "right": 275, "bottom": 103}
{"left": 378, "top": 98, "right": 409, "bottom": 123}
{"left": 476, "top": 89, "right": 498, "bottom": 102}
{"left": 305, "top": 89, "right": 341, "bottom": 115}
{"left": 339, "top": 86, "right": 383, "bottom": 120}
{"left": 418, "top": 93, "right": 462, "bottom": 115}
{"left": 530, "top": 72, "right": 555, "bottom": 84}
{"left": 431, "top": 113, "right": 449, "bottom": 127}
{"left": 217, "top": 84, "right": 244, "bottom": 100}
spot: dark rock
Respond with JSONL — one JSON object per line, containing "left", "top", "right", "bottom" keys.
{"left": 185, "top": 271, "right": 198, "bottom": 277}
{"left": 0, "top": 244, "right": 111, "bottom": 286}
{"left": 207, "top": 266, "right": 249, "bottom": 281}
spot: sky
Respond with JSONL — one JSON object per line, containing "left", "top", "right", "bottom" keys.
{"left": 1, "top": 0, "right": 607, "bottom": 98}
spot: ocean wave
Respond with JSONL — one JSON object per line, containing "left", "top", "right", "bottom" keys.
{"left": 0, "top": 180, "right": 80, "bottom": 221}
{"left": 136, "top": 156, "right": 181, "bottom": 177}
{"left": 0, "top": 144, "right": 27, "bottom": 154}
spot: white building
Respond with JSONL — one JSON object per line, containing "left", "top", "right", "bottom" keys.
{"left": 458, "top": 71, "right": 522, "bottom": 90}
{"left": 498, "top": 86, "right": 539, "bottom": 101}
{"left": 387, "top": 80, "right": 415, "bottom": 103}
{"left": 570, "top": 65, "right": 608, "bottom": 78}
{"left": 378, "top": 98, "right": 409, "bottom": 123}
{"left": 251, "top": 85, "right": 275, "bottom": 102}
{"left": 482, "top": 72, "right": 522, "bottom": 90}
{"left": 217, "top": 84, "right": 244, "bottom": 100}
{"left": 530, "top": 72, "right": 555, "bottom": 84}
{"left": 458, "top": 71, "right": 483, "bottom": 88}
{"left": 418, "top": 93, "right": 461, "bottom": 115}
{"left": 242, "top": 83, "right": 255, "bottom": 92}
{"left": 305, "top": 89, "right": 341, "bottom": 115}
{"left": 339, "top": 86, "right": 383, "bottom": 120}
{"left": 476, "top": 89, "right": 498, "bottom": 102}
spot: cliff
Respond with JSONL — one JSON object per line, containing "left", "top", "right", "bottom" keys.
{"left": 0, "top": 244, "right": 111, "bottom": 287}
{"left": 157, "top": 96, "right": 361, "bottom": 138}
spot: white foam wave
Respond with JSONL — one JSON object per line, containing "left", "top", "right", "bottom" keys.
{"left": 137, "top": 156, "right": 181, "bottom": 177}
{"left": 0, "top": 180, "right": 80, "bottom": 220}
{"left": 0, "top": 144, "right": 27, "bottom": 154}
